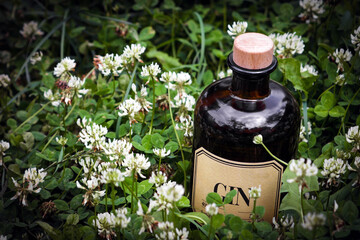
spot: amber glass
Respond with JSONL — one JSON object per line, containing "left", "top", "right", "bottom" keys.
{"left": 193, "top": 52, "right": 300, "bottom": 163}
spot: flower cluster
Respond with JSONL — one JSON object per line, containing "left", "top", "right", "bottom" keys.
{"left": 30, "top": 51, "right": 43, "bottom": 65}
{"left": 166, "top": 72, "right": 192, "bottom": 96}
{"left": 0, "top": 140, "right": 10, "bottom": 166}
{"left": 122, "top": 44, "right": 146, "bottom": 65}
{"left": 103, "top": 139, "right": 132, "bottom": 162}
{"left": 0, "top": 74, "right": 11, "bottom": 88}
{"left": 217, "top": 69, "right": 233, "bottom": 80}
{"left": 123, "top": 153, "right": 150, "bottom": 178}
{"left": 321, "top": 158, "right": 349, "bottom": 186}
{"left": 206, "top": 203, "right": 219, "bottom": 216}
{"left": 332, "top": 48, "right": 352, "bottom": 72}
{"left": 11, "top": 167, "right": 47, "bottom": 206}
{"left": 345, "top": 125, "right": 360, "bottom": 150}
{"left": 249, "top": 185, "right": 261, "bottom": 199}
{"left": 54, "top": 57, "right": 76, "bottom": 77}
{"left": 287, "top": 158, "right": 318, "bottom": 192}
{"left": 299, "top": 121, "right": 312, "bottom": 143}
{"left": 299, "top": 0, "right": 325, "bottom": 23}
{"left": 351, "top": 26, "right": 360, "bottom": 55}
{"left": 273, "top": 215, "right": 294, "bottom": 230}
{"left": 97, "top": 54, "right": 123, "bottom": 76}
{"left": 175, "top": 116, "right": 194, "bottom": 140}
{"left": 172, "top": 93, "right": 196, "bottom": 119}
{"left": 269, "top": 32, "right": 305, "bottom": 58}
{"left": 141, "top": 62, "right": 161, "bottom": 81}
{"left": 155, "top": 221, "right": 189, "bottom": 240}
{"left": 77, "top": 117, "right": 108, "bottom": 150}
{"left": 149, "top": 171, "right": 168, "bottom": 187}
{"left": 153, "top": 148, "right": 171, "bottom": 158}
{"left": 149, "top": 181, "right": 184, "bottom": 213}
{"left": 301, "top": 212, "right": 326, "bottom": 231}
{"left": 227, "top": 21, "right": 248, "bottom": 39}
{"left": 335, "top": 74, "right": 346, "bottom": 86}
{"left": 131, "top": 83, "right": 152, "bottom": 112}
{"left": 301, "top": 64, "right": 318, "bottom": 76}
{"left": 20, "top": 21, "right": 43, "bottom": 40}
{"left": 117, "top": 98, "right": 142, "bottom": 125}
{"left": 93, "top": 208, "right": 131, "bottom": 240}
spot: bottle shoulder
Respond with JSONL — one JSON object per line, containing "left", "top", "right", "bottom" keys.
{"left": 195, "top": 77, "right": 300, "bottom": 134}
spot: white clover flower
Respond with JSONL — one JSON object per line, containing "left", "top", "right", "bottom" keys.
{"left": 335, "top": 149, "right": 351, "bottom": 160}
{"left": 287, "top": 158, "right": 318, "bottom": 192}
{"left": 121, "top": 44, "right": 146, "bottom": 65}
{"left": 114, "top": 207, "right": 131, "bottom": 229}
{"left": 78, "top": 156, "right": 99, "bottom": 174}
{"left": 141, "top": 62, "right": 161, "bottom": 79}
{"left": 168, "top": 72, "right": 192, "bottom": 94}
{"left": 93, "top": 212, "right": 117, "bottom": 239}
{"left": 321, "top": 158, "right": 348, "bottom": 185}
{"left": 299, "top": 0, "right": 325, "bottom": 23}
{"left": 346, "top": 126, "right": 360, "bottom": 150}
{"left": 332, "top": 48, "right": 352, "bottom": 72}
{"left": 301, "top": 212, "right": 326, "bottom": 231}
{"left": 301, "top": 64, "right": 318, "bottom": 76}
{"left": 30, "top": 51, "right": 43, "bottom": 65}
{"left": 176, "top": 227, "right": 189, "bottom": 240}
{"left": 150, "top": 181, "right": 184, "bottom": 213}
{"left": 55, "top": 136, "right": 68, "bottom": 146}
{"left": 20, "top": 21, "right": 44, "bottom": 40}
{"left": 153, "top": 148, "right": 170, "bottom": 158}
{"left": 0, "top": 74, "right": 11, "bottom": 88}
{"left": 149, "top": 171, "right": 168, "bottom": 187}
{"left": 0, "top": 235, "right": 7, "bottom": 240}
{"left": 218, "top": 71, "right": 225, "bottom": 79}
{"left": 272, "top": 215, "right": 294, "bottom": 229}
{"left": 172, "top": 93, "right": 195, "bottom": 118}
{"left": 68, "top": 75, "right": 85, "bottom": 89}
{"left": 117, "top": 98, "right": 142, "bottom": 125}
{"left": 11, "top": 167, "right": 47, "bottom": 206}
{"left": 175, "top": 115, "right": 194, "bottom": 138}
{"left": 43, "top": 89, "right": 61, "bottom": 107}
{"left": 351, "top": 26, "right": 360, "bottom": 54}
{"left": 123, "top": 153, "right": 150, "bottom": 178}
{"left": 155, "top": 221, "right": 175, "bottom": 240}
{"left": 249, "top": 185, "right": 261, "bottom": 199}
{"left": 159, "top": 71, "right": 177, "bottom": 83}
{"left": 103, "top": 138, "right": 132, "bottom": 162}
{"left": 76, "top": 176, "right": 105, "bottom": 206}
{"left": 269, "top": 32, "right": 305, "bottom": 58}
{"left": 253, "top": 134, "right": 263, "bottom": 145}
{"left": 132, "top": 84, "right": 152, "bottom": 112}
{"left": 227, "top": 21, "right": 248, "bottom": 39}
{"left": 0, "top": 140, "right": 9, "bottom": 166}
{"left": 97, "top": 53, "right": 123, "bottom": 76}
{"left": 355, "top": 157, "right": 360, "bottom": 169}
{"left": 137, "top": 201, "right": 156, "bottom": 234}
{"left": 101, "top": 168, "right": 126, "bottom": 186}
{"left": 205, "top": 203, "right": 219, "bottom": 216}
{"left": 53, "top": 57, "right": 76, "bottom": 77}
{"left": 299, "top": 121, "right": 312, "bottom": 143}
{"left": 78, "top": 118, "right": 108, "bottom": 150}
{"left": 335, "top": 74, "right": 346, "bottom": 86}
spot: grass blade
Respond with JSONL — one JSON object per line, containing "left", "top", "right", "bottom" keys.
{"left": 60, "top": 9, "right": 70, "bottom": 60}
{"left": 194, "top": 12, "right": 206, "bottom": 86}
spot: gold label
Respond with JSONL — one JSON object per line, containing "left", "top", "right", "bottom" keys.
{"left": 192, "top": 147, "right": 283, "bottom": 222}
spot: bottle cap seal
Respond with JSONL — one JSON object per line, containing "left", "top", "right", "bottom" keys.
{"left": 233, "top": 33, "right": 274, "bottom": 70}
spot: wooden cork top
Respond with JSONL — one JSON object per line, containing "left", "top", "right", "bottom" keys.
{"left": 233, "top": 33, "right": 274, "bottom": 70}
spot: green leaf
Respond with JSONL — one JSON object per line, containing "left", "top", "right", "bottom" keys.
{"left": 7, "top": 118, "right": 17, "bottom": 129}
{"left": 329, "top": 106, "right": 346, "bottom": 118}
{"left": 54, "top": 199, "right": 70, "bottom": 211}
{"left": 206, "top": 192, "right": 223, "bottom": 205}
{"left": 321, "top": 91, "right": 336, "bottom": 109}
{"left": 146, "top": 49, "right": 181, "bottom": 70}
{"left": 132, "top": 141, "right": 146, "bottom": 151}
{"left": 66, "top": 214, "right": 79, "bottom": 225}
{"left": 278, "top": 58, "right": 304, "bottom": 92}
{"left": 255, "top": 206, "right": 265, "bottom": 218}
{"left": 137, "top": 180, "right": 153, "bottom": 195}
{"left": 36, "top": 221, "right": 63, "bottom": 240}
{"left": 254, "top": 221, "right": 272, "bottom": 236}
{"left": 314, "top": 105, "right": 328, "bottom": 118}
{"left": 182, "top": 212, "right": 210, "bottom": 225}
{"left": 229, "top": 216, "right": 244, "bottom": 232}
{"left": 70, "top": 194, "right": 83, "bottom": 210}
{"left": 165, "top": 141, "right": 178, "bottom": 152}
{"left": 151, "top": 133, "right": 165, "bottom": 148}
{"left": 211, "top": 214, "right": 225, "bottom": 229}
{"left": 341, "top": 201, "right": 359, "bottom": 224}
{"left": 176, "top": 196, "right": 191, "bottom": 208}
{"left": 139, "top": 26, "right": 156, "bottom": 41}
{"left": 141, "top": 134, "right": 153, "bottom": 150}
{"left": 40, "top": 189, "right": 51, "bottom": 199}
{"left": 223, "top": 189, "right": 237, "bottom": 205}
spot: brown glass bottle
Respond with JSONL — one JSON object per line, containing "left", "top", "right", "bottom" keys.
{"left": 191, "top": 36, "right": 300, "bottom": 222}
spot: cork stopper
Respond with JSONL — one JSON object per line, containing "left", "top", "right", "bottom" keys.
{"left": 233, "top": 33, "right": 274, "bottom": 70}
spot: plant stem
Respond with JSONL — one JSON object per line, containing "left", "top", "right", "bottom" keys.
{"left": 158, "top": 156, "right": 162, "bottom": 172}
{"left": 149, "top": 77, "right": 156, "bottom": 134}
{"left": 300, "top": 186, "right": 304, "bottom": 223}
{"left": 111, "top": 183, "right": 115, "bottom": 213}
{"left": 260, "top": 142, "right": 288, "bottom": 166}
{"left": 14, "top": 102, "right": 50, "bottom": 133}
{"left": 105, "top": 184, "right": 108, "bottom": 212}
{"left": 167, "top": 85, "right": 187, "bottom": 194}
{"left": 337, "top": 87, "right": 360, "bottom": 135}
{"left": 208, "top": 217, "right": 213, "bottom": 240}
{"left": 131, "top": 170, "right": 135, "bottom": 214}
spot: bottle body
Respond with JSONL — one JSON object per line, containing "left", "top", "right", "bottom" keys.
{"left": 191, "top": 55, "right": 300, "bottom": 222}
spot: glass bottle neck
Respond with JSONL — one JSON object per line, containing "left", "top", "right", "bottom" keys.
{"left": 227, "top": 52, "right": 277, "bottom": 100}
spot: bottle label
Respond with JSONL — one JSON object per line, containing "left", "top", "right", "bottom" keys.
{"left": 192, "top": 147, "right": 283, "bottom": 222}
